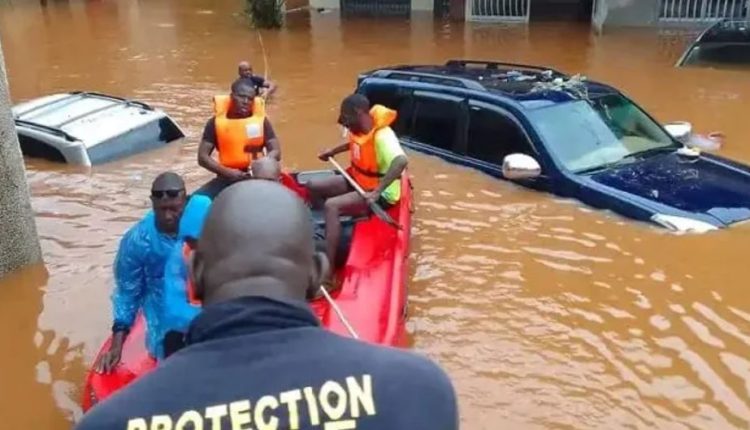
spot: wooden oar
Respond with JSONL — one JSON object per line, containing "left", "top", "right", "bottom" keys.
{"left": 327, "top": 157, "right": 401, "bottom": 230}
{"left": 319, "top": 285, "right": 359, "bottom": 339}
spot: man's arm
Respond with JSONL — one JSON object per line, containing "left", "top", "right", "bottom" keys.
{"left": 374, "top": 155, "right": 407, "bottom": 197}
{"left": 263, "top": 79, "right": 277, "bottom": 95}
{"left": 95, "top": 227, "right": 146, "bottom": 373}
{"left": 197, "top": 118, "right": 244, "bottom": 180}
{"left": 372, "top": 128, "right": 408, "bottom": 198}
{"left": 256, "top": 76, "right": 277, "bottom": 97}
{"left": 111, "top": 228, "right": 146, "bottom": 331}
{"left": 320, "top": 142, "right": 350, "bottom": 160}
{"left": 263, "top": 118, "right": 281, "bottom": 161}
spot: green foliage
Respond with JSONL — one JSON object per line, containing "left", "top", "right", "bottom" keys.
{"left": 245, "top": 0, "right": 285, "bottom": 28}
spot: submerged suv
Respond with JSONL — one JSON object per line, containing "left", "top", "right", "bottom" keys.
{"left": 355, "top": 60, "right": 750, "bottom": 233}
{"left": 677, "top": 19, "right": 750, "bottom": 69}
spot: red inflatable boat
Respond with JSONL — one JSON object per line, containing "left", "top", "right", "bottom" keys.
{"left": 81, "top": 170, "right": 413, "bottom": 411}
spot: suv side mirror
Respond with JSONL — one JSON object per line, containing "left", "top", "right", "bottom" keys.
{"left": 664, "top": 121, "right": 693, "bottom": 143}
{"left": 502, "top": 153, "right": 541, "bottom": 180}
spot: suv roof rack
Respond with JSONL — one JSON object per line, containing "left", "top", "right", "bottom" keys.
{"left": 16, "top": 91, "right": 153, "bottom": 121}
{"left": 70, "top": 91, "right": 154, "bottom": 111}
{"left": 54, "top": 93, "right": 154, "bottom": 128}
{"left": 15, "top": 119, "right": 79, "bottom": 142}
{"left": 367, "top": 69, "right": 487, "bottom": 91}
{"left": 15, "top": 92, "right": 86, "bottom": 119}
{"left": 445, "top": 59, "right": 567, "bottom": 77}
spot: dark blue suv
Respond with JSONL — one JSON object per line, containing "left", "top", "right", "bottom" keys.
{"left": 355, "top": 60, "right": 750, "bottom": 233}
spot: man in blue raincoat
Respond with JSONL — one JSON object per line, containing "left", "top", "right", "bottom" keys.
{"left": 95, "top": 173, "right": 211, "bottom": 372}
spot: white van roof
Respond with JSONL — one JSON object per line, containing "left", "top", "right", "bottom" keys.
{"left": 12, "top": 92, "right": 171, "bottom": 148}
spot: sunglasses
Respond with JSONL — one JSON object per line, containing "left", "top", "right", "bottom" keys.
{"left": 151, "top": 189, "right": 184, "bottom": 199}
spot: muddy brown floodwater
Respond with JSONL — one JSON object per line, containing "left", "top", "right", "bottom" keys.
{"left": 2, "top": 0, "right": 750, "bottom": 428}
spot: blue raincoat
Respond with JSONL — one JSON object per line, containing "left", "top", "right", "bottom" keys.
{"left": 161, "top": 196, "right": 212, "bottom": 348}
{"left": 110, "top": 195, "right": 212, "bottom": 359}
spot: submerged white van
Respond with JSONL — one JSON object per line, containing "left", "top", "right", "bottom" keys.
{"left": 13, "top": 91, "right": 185, "bottom": 166}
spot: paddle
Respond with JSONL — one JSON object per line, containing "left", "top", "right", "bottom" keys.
{"left": 327, "top": 157, "right": 402, "bottom": 231}
{"left": 318, "top": 285, "right": 359, "bottom": 339}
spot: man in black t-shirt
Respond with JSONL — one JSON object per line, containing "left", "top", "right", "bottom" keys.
{"left": 194, "top": 79, "right": 281, "bottom": 200}
{"left": 238, "top": 60, "right": 277, "bottom": 98}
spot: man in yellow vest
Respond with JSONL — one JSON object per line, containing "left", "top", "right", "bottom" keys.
{"left": 195, "top": 79, "right": 281, "bottom": 199}
{"left": 307, "top": 93, "right": 408, "bottom": 280}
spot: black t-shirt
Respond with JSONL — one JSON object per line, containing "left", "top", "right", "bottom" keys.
{"left": 201, "top": 115, "right": 276, "bottom": 147}
{"left": 242, "top": 75, "right": 267, "bottom": 93}
{"left": 75, "top": 297, "right": 459, "bottom": 430}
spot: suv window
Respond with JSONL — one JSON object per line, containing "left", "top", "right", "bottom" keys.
{"left": 681, "top": 43, "right": 750, "bottom": 67}
{"left": 410, "top": 94, "right": 462, "bottom": 151}
{"left": 360, "top": 85, "right": 411, "bottom": 134}
{"left": 466, "top": 104, "right": 534, "bottom": 165}
{"left": 17, "top": 134, "right": 66, "bottom": 162}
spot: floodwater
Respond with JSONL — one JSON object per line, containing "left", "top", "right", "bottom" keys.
{"left": 1, "top": 0, "right": 750, "bottom": 428}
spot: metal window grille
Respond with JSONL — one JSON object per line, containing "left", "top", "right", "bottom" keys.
{"left": 660, "top": 0, "right": 748, "bottom": 21}
{"left": 466, "top": 0, "right": 530, "bottom": 22}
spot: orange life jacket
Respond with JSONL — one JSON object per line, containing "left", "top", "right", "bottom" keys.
{"left": 348, "top": 104, "right": 398, "bottom": 191}
{"left": 212, "top": 95, "right": 267, "bottom": 171}
{"left": 181, "top": 242, "right": 201, "bottom": 306}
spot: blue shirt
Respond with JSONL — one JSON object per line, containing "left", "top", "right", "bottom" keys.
{"left": 161, "top": 242, "right": 201, "bottom": 337}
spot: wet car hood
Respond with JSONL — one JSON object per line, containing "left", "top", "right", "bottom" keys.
{"left": 589, "top": 153, "right": 750, "bottom": 226}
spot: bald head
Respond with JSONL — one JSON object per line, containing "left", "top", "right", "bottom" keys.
{"left": 251, "top": 157, "right": 281, "bottom": 181}
{"left": 151, "top": 172, "right": 184, "bottom": 192}
{"left": 192, "top": 180, "right": 327, "bottom": 305}
{"left": 238, "top": 61, "right": 253, "bottom": 79}
{"left": 150, "top": 172, "right": 186, "bottom": 235}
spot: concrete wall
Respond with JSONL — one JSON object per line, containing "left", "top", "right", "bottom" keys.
{"left": 411, "top": 0, "right": 432, "bottom": 11}
{"left": 593, "top": 0, "right": 660, "bottom": 30}
{"left": 0, "top": 38, "right": 43, "bottom": 279}
{"left": 309, "top": 0, "right": 337, "bottom": 8}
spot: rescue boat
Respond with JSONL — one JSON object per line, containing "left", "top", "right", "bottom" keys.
{"left": 81, "top": 170, "right": 413, "bottom": 411}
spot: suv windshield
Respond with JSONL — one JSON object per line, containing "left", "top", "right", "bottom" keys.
{"left": 528, "top": 94, "right": 679, "bottom": 173}
{"left": 680, "top": 43, "right": 750, "bottom": 68}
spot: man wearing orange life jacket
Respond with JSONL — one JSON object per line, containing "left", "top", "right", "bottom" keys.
{"left": 306, "top": 94, "right": 408, "bottom": 283}
{"left": 195, "top": 78, "right": 281, "bottom": 199}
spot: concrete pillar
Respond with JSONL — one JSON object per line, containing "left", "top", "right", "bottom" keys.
{"left": 449, "top": 0, "right": 465, "bottom": 21}
{"left": 593, "top": 0, "right": 660, "bottom": 30}
{"left": 0, "top": 37, "right": 43, "bottom": 279}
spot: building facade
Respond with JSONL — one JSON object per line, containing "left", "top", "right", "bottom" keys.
{"left": 309, "top": 0, "right": 748, "bottom": 27}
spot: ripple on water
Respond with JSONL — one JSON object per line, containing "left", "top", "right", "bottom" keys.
{"left": 411, "top": 160, "right": 750, "bottom": 428}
